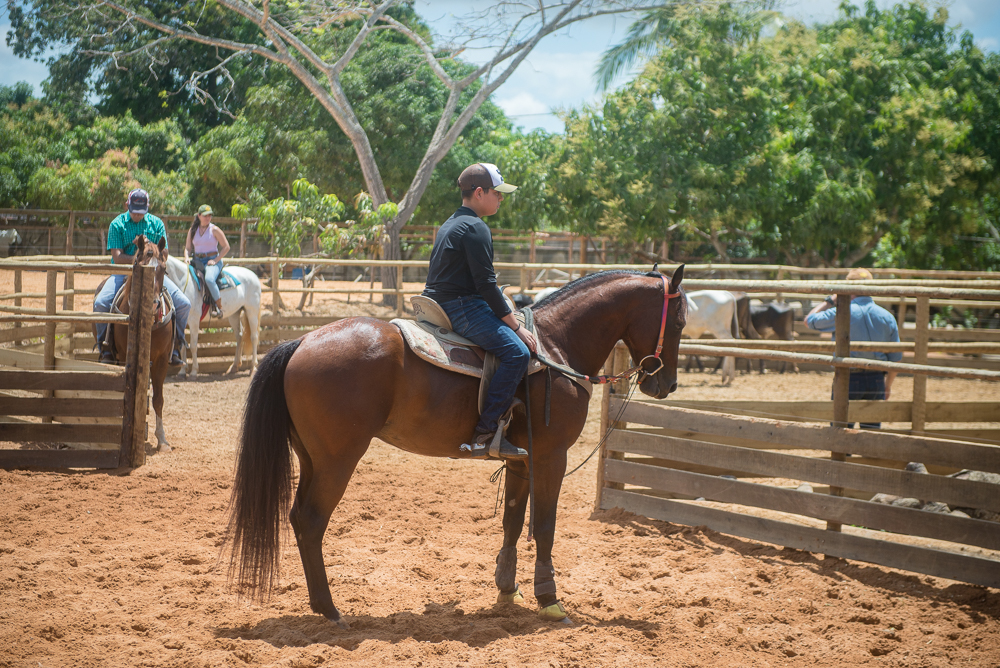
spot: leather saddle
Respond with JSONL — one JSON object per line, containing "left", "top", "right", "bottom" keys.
{"left": 393, "top": 295, "right": 546, "bottom": 414}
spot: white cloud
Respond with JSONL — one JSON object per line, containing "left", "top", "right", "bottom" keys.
{"left": 977, "top": 36, "right": 999, "bottom": 51}
{"left": 494, "top": 91, "right": 549, "bottom": 116}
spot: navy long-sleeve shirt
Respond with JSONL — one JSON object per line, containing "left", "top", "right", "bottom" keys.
{"left": 422, "top": 207, "right": 511, "bottom": 319}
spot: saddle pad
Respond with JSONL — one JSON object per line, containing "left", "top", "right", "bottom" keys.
{"left": 393, "top": 319, "right": 487, "bottom": 378}
{"left": 188, "top": 265, "right": 241, "bottom": 292}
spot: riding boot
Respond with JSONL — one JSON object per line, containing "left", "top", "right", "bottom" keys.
{"left": 459, "top": 404, "right": 528, "bottom": 460}
{"left": 100, "top": 326, "right": 116, "bottom": 363}
{"left": 169, "top": 337, "right": 184, "bottom": 367}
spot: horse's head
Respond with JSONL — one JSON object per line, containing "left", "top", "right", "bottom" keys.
{"left": 623, "top": 265, "right": 686, "bottom": 399}
{"left": 133, "top": 235, "right": 169, "bottom": 299}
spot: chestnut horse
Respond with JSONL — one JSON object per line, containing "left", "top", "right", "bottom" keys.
{"left": 227, "top": 268, "right": 687, "bottom": 627}
{"left": 101, "top": 236, "right": 175, "bottom": 450}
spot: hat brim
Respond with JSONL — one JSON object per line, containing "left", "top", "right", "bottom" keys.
{"left": 129, "top": 206, "right": 148, "bottom": 215}
{"left": 495, "top": 183, "right": 518, "bottom": 194}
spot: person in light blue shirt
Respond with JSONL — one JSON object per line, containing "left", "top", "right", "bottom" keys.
{"left": 93, "top": 188, "right": 190, "bottom": 366}
{"left": 805, "top": 267, "right": 901, "bottom": 429}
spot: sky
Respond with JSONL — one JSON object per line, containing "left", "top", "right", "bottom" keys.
{"left": 2, "top": 0, "right": 999, "bottom": 134}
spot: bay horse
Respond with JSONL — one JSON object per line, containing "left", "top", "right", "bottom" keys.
{"left": 97, "top": 235, "right": 175, "bottom": 450}
{"left": 165, "top": 256, "right": 262, "bottom": 379}
{"left": 227, "top": 267, "right": 687, "bottom": 627}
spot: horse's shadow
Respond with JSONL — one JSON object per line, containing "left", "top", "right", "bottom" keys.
{"left": 212, "top": 599, "right": 574, "bottom": 650}
{"left": 591, "top": 506, "right": 1000, "bottom": 621}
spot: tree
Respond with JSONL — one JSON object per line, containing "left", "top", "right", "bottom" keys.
{"left": 550, "top": 3, "right": 788, "bottom": 262}
{"left": 7, "top": 0, "right": 683, "bottom": 303}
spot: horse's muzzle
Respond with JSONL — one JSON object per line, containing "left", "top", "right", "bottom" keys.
{"left": 639, "top": 372, "right": 677, "bottom": 399}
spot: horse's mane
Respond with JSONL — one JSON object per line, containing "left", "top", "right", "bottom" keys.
{"left": 531, "top": 269, "right": 663, "bottom": 311}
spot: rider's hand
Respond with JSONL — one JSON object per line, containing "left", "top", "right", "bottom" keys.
{"left": 208, "top": 259, "right": 217, "bottom": 266}
{"left": 516, "top": 326, "right": 537, "bottom": 354}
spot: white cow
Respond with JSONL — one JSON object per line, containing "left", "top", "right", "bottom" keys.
{"left": 684, "top": 290, "right": 741, "bottom": 385}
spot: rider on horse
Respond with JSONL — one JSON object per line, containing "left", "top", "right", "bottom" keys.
{"left": 94, "top": 188, "right": 190, "bottom": 367}
{"left": 421, "top": 163, "right": 538, "bottom": 461}
{"left": 184, "top": 204, "right": 231, "bottom": 319}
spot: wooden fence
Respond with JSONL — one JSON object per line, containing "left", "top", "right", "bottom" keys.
{"left": 2, "top": 256, "right": 998, "bottom": 376}
{"left": 0, "top": 262, "right": 155, "bottom": 469}
{"left": 595, "top": 275, "right": 1000, "bottom": 588}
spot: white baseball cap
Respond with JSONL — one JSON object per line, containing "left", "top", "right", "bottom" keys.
{"left": 458, "top": 163, "right": 518, "bottom": 194}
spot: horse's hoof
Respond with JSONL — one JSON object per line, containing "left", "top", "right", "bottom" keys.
{"left": 496, "top": 587, "right": 524, "bottom": 605}
{"left": 330, "top": 616, "right": 350, "bottom": 630}
{"left": 158, "top": 443, "right": 172, "bottom": 453}
{"left": 538, "top": 601, "right": 569, "bottom": 622}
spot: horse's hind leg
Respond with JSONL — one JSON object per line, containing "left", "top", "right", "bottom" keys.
{"left": 288, "top": 426, "right": 368, "bottom": 628}
{"left": 495, "top": 460, "right": 530, "bottom": 604}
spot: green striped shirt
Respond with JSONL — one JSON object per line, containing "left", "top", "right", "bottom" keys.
{"left": 106, "top": 213, "right": 168, "bottom": 263}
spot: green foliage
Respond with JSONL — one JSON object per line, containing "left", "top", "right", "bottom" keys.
{"left": 320, "top": 192, "right": 396, "bottom": 258}
{"left": 26, "top": 147, "right": 190, "bottom": 215}
{"left": 549, "top": 0, "right": 1000, "bottom": 269}
{"left": 233, "top": 178, "right": 346, "bottom": 257}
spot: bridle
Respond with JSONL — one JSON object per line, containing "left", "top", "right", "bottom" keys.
{"left": 595, "top": 273, "right": 682, "bottom": 383}
{"left": 534, "top": 273, "right": 682, "bottom": 385}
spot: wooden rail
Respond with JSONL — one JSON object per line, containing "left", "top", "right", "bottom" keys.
{"left": 597, "top": 400, "right": 1000, "bottom": 589}
{"left": 0, "top": 264, "right": 154, "bottom": 469}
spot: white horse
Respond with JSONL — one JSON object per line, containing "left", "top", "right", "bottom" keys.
{"left": 684, "top": 290, "right": 741, "bottom": 385}
{"left": 166, "top": 256, "right": 262, "bottom": 379}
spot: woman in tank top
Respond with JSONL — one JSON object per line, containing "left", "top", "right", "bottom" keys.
{"left": 184, "top": 204, "right": 231, "bottom": 318}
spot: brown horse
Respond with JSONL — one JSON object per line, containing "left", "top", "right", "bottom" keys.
{"left": 98, "top": 235, "right": 175, "bottom": 450}
{"left": 227, "top": 267, "right": 687, "bottom": 628}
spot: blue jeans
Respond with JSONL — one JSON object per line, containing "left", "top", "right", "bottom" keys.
{"left": 192, "top": 256, "right": 223, "bottom": 302}
{"left": 440, "top": 295, "right": 530, "bottom": 434}
{"left": 94, "top": 272, "right": 190, "bottom": 349}
{"left": 831, "top": 371, "right": 886, "bottom": 429}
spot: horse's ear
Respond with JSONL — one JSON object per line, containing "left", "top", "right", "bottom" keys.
{"left": 134, "top": 235, "right": 145, "bottom": 253}
{"left": 670, "top": 264, "right": 685, "bottom": 292}
{"left": 652, "top": 262, "right": 659, "bottom": 273}
{"left": 157, "top": 237, "right": 166, "bottom": 253}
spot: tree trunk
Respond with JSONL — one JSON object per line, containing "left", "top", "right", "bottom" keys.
{"left": 381, "top": 225, "right": 401, "bottom": 308}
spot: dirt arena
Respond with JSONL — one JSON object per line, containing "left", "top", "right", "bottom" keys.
{"left": 2, "top": 267, "right": 999, "bottom": 666}
{"left": 1, "top": 362, "right": 998, "bottom": 667}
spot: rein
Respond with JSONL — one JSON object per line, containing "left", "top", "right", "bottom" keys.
{"left": 534, "top": 274, "right": 682, "bottom": 384}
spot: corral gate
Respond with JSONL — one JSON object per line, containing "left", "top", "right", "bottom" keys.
{"left": 596, "top": 350, "right": 1000, "bottom": 589}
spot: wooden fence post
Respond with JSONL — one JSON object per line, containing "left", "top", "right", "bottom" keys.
{"left": 595, "top": 343, "right": 632, "bottom": 509}
{"left": 827, "top": 293, "right": 852, "bottom": 533}
{"left": 594, "top": 345, "right": 618, "bottom": 510}
{"left": 119, "top": 264, "right": 155, "bottom": 468}
{"left": 41, "top": 271, "right": 57, "bottom": 424}
{"left": 396, "top": 264, "right": 404, "bottom": 317}
{"left": 13, "top": 269, "right": 21, "bottom": 346}
{"left": 896, "top": 297, "right": 907, "bottom": 330}
{"left": 271, "top": 260, "right": 281, "bottom": 343}
{"left": 912, "top": 297, "right": 930, "bottom": 434}
{"left": 529, "top": 231, "right": 536, "bottom": 263}
{"left": 240, "top": 220, "right": 247, "bottom": 258}
{"left": 65, "top": 211, "right": 75, "bottom": 255}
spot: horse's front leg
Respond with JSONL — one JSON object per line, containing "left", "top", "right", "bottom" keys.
{"left": 495, "top": 460, "right": 530, "bottom": 605}
{"left": 150, "top": 355, "right": 170, "bottom": 451}
{"left": 186, "top": 318, "right": 200, "bottom": 380}
{"left": 532, "top": 450, "right": 571, "bottom": 623}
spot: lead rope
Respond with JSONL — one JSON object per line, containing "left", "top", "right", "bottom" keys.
{"left": 564, "top": 380, "right": 638, "bottom": 477}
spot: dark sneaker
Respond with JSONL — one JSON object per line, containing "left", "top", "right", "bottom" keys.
{"left": 169, "top": 350, "right": 184, "bottom": 367}
{"left": 99, "top": 351, "right": 116, "bottom": 364}
{"left": 461, "top": 430, "right": 528, "bottom": 461}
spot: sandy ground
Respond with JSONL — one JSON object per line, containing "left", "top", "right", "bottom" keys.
{"left": 1, "top": 364, "right": 999, "bottom": 668}
{"left": 2, "top": 267, "right": 1000, "bottom": 666}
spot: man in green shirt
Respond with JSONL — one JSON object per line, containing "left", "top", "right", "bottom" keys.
{"left": 93, "top": 188, "right": 190, "bottom": 366}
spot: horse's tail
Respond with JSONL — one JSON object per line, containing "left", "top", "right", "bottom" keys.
{"left": 238, "top": 308, "right": 253, "bottom": 359}
{"left": 226, "top": 337, "right": 302, "bottom": 602}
